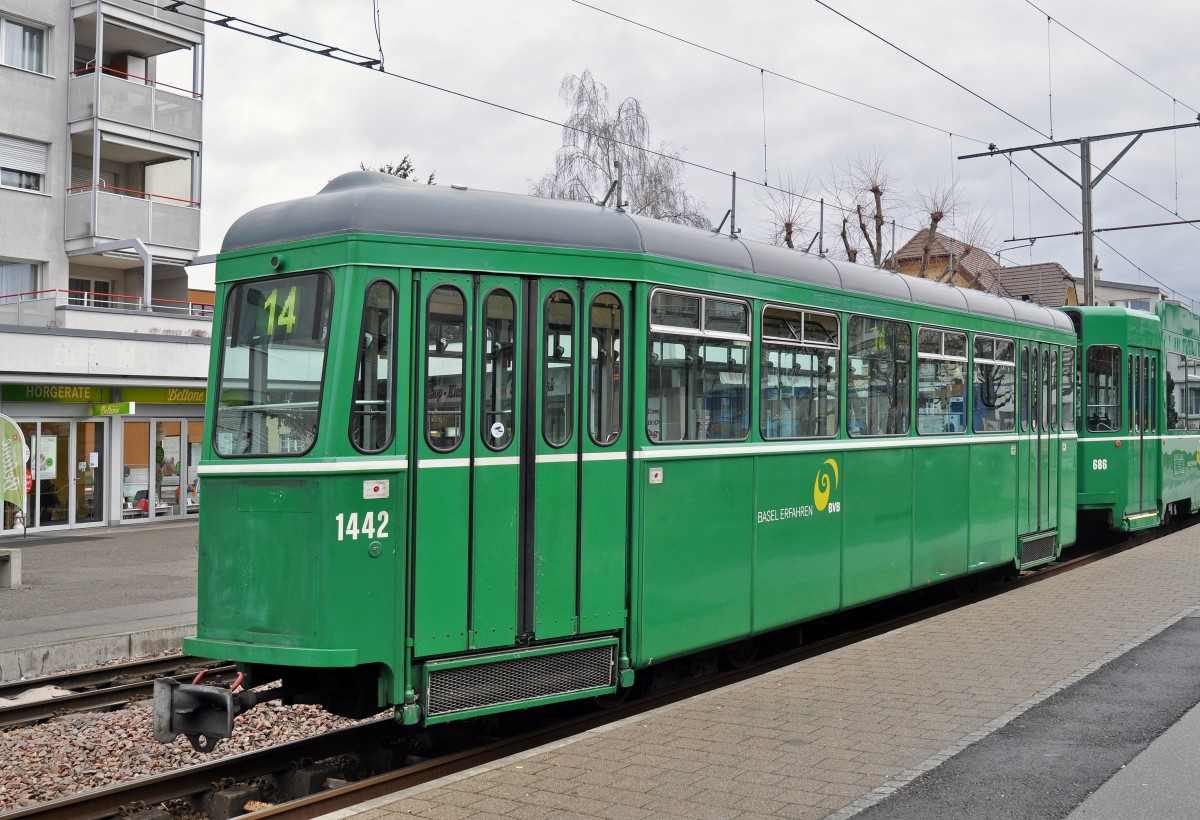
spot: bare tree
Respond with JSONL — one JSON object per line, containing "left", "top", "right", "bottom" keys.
{"left": 532, "top": 70, "right": 709, "bottom": 228}
{"left": 912, "top": 180, "right": 999, "bottom": 290}
{"left": 756, "top": 171, "right": 817, "bottom": 249}
{"left": 823, "top": 149, "right": 899, "bottom": 266}
{"left": 361, "top": 156, "right": 436, "bottom": 185}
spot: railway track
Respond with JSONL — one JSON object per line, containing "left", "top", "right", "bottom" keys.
{"left": 3, "top": 525, "right": 1182, "bottom": 820}
{"left": 0, "top": 656, "right": 235, "bottom": 730}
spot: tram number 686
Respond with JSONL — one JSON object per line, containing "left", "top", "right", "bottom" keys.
{"left": 1091, "top": 459, "right": 1109, "bottom": 471}
{"left": 334, "top": 511, "right": 390, "bottom": 541}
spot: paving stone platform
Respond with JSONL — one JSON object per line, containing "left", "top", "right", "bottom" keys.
{"left": 326, "top": 525, "right": 1200, "bottom": 820}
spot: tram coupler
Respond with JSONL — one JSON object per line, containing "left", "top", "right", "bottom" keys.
{"left": 153, "top": 677, "right": 261, "bottom": 753}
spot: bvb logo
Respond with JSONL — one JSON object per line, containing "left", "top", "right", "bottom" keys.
{"left": 814, "top": 458, "right": 839, "bottom": 512}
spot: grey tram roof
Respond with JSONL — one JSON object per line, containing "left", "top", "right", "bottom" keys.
{"left": 224, "top": 171, "right": 1073, "bottom": 334}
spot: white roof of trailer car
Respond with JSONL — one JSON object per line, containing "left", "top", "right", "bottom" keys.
{"left": 223, "top": 171, "right": 1073, "bottom": 333}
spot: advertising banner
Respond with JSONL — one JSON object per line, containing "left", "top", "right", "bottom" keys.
{"left": 0, "top": 414, "right": 27, "bottom": 516}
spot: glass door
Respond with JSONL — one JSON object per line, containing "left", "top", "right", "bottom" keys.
{"left": 74, "top": 421, "right": 104, "bottom": 524}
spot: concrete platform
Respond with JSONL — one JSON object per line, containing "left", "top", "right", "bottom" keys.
{"left": 325, "top": 525, "right": 1200, "bottom": 820}
{"left": 0, "top": 520, "right": 197, "bottom": 680}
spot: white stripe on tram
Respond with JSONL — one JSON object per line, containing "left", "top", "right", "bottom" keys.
{"left": 198, "top": 458, "right": 409, "bottom": 476}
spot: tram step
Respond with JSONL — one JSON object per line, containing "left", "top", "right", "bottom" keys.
{"left": 1018, "top": 533, "right": 1057, "bottom": 567}
{"left": 422, "top": 637, "right": 617, "bottom": 723}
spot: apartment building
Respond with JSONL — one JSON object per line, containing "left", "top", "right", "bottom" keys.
{"left": 0, "top": 0, "right": 211, "bottom": 533}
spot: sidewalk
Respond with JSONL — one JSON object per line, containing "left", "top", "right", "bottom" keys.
{"left": 0, "top": 520, "right": 198, "bottom": 680}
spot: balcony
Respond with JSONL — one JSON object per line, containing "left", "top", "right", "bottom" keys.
{"left": 65, "top": 185, "right": 200, "bottom": 257}
{"left": 0, "top": 289, "right": 212, "bottom": 334}
{"left": 71, "top": 0, "right": 205, "bottom": 36}
{"left": 69, "top": 70, "right": 202, "bottom": 143}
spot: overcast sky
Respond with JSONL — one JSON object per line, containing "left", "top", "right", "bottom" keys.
{"left": 187, "top": 0, "right": 1200, "bottom": 304}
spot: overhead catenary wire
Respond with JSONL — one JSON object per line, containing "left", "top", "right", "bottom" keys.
{"left": 566, "top": 0, "right": 991, "bottom": 146}
{"left": 124, "top": 0, "right": 943, "bottom": 246}
{"left": 1005, "top": 158, "right": 1198, "bottom": 304}
{"left": 1023, "top": 0, "right": 1199, "bottom": 116}
{"left": 145, "top": 0, "right": 1191, "bottom": 288}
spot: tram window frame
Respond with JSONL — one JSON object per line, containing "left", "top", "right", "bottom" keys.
{"left": 915, "top": 327, "right": 967, "bottom": 436}
{"left": 1046, "top": 349, "right": 1056, "bottom": 432}
{"left": 1149, "top": 355, "right": 1157, "bottom": 433}
{"left": 424, "top": 284, "right": 467, "bottom": 453}
{"left": 542, "top": 289, "right": 576, "bottom": 449}
{"left": 1188, "top": 358, "right": 1200, "bottom": 429}
{"left": 481, "top": 288, "right": 517, "bottom": 451}
{"left": 588, "top": 292, "right": 623, "bottom": 446}
{"left": 647, "top": 289, "right": 751, "bottom": 444}
{"left": 846, "top": 315, "right": 911, "bottom": 438}
{"left": 972, "top": 335, "right": 1016, "bottom": 434}
{"left": 214, "top": 270, "right": 333, "bottom": 458}
{"left": 349, "top": 279, "right": 398, "bottom": 453}
{"left": 1167, "top": 353, "right": 1186, "bottom": 431}
{"left": 760, "top": 304, "right": 840, "bottom": 440}
{"left": 1085, "top": 344, "right": 1122, "bottom": 433}
{"left": 1062, "top": 347, "right": 1077, "bottom": 431}
{"left": 1020, "top": 346, "right": 1030, "bottom": 432}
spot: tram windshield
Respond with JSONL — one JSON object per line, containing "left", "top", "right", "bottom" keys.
{"left": 214, "top": 272, "right": 333, "bottom": 456}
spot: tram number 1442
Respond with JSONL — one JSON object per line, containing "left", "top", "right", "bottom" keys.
{"left": 334, "top": 511, "right": 391, "bottom": 541}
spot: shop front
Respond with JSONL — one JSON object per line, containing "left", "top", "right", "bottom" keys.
{"left": 0, "top": 384, "right": 205, "bottom": 534}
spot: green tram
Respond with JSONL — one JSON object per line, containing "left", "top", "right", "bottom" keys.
{"left": 1065, "top": 302, "right": 1200, "bottom": 531}
{"left": 155, "top": 172, "right": 1080, "bottom": 751}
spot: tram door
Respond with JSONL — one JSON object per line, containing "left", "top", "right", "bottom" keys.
{"left": 1127, "top": 349, "right": 1158, "bottom": 517}
{"left": 1020, "top": 342, "right": 1059, "bottom": 537}
{"left": 411, "top": 273, "right": 630, "bottom": 657}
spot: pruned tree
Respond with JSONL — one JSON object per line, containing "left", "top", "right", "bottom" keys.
{"left": 361, "top": 156, "right": 436, "bottom": 185}
{"left": 757, "top": 171, "right": 817, "bottom": 249}
{"left": 532, "top": 70, "right": 710, "bottom": 228}
{"left": 913, "top": 179, "right": 999, "bottom": 290}
{"left": 823, "top": 149, "right": 899, "bottom": 266}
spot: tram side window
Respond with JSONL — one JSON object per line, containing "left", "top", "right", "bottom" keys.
{"left": 1188, "top": 358, "right": 1200, "bottom": 430}
{"left": 482, "top": 289, "right": 517, "bottom": 450}
{"left": 425, "top": 286, "right": 465, "bottom": 452}
{"left": 847, "top": 316, "right": 910, "bottom": 437}
{"left": 972, "top": 336, "right": 1015, "bottom": 433}
{"left": 760, "top": 305, "right": 839, "bottom": 439}
{"left": 588, "top": 293, "right": 622, "bottom": 446}
{"left": 916, "top": 328, "right": 967, "bottom": 435}
{"left": 1167, "top": 353, "right": 1184, "bottom": 430}
{"left": 1085, "top": 345, "right": 1121, "bottom": 433}
{"left": 350, "top": 281, "right": 397, "bottom": 453}
{"left": 647, "top": 290, "right": 750, "bottom": 442}
{"left": 1061, "top": 347, "right": 1076, "bottom": 431}
{"left": 215, "top": 271, "right": 332, "bottom": 457}
{"left": 543, "top": 290, "right": 575, "bottom": 447}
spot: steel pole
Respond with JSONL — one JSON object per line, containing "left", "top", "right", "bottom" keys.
{"left": 1080, "top": 138, "right": 1095, "bottom": 306}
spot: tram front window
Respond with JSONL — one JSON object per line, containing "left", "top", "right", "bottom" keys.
{"left": 214, "top": 272, "right": 333, "bottom": 457}
{"left": 1085, "top": 345, "right": 1122, "bottom": 433}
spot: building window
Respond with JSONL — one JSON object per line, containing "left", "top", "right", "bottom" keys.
{"left": 68, "top": 277, "right": 112, "bottom": 308}
{"left": 0, "top": 134, "right": 47, "bottom": 193}
{"left": 0, "top": 259, "right": 37, "bottom": 303}
{"left": 1, "top": 17, "right": 46, "bottom": 74}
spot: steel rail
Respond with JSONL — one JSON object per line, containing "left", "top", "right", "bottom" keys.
{"left": 6, "top": 523, "right": 1184, "bottom": 819}
{"left": 0, "top": 665, "right": 238, "bottom": 730}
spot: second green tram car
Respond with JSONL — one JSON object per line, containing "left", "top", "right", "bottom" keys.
{"left": 155, "top": 172, "right": 1081, "bottom": 751}
{"left": 1066, "top": 301, "right": 1200, "bottom": 532}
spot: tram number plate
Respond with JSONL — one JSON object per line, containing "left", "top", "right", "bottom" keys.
{"left": 334, "top": 511, "right": 390, "bottom": 541}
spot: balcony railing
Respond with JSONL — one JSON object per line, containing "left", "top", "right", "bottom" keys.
{"left": 69, "top": 70, "right": 202, "bottom": 141}
{"left": 0, "top": 290, "right": 213, "bottom": 327}
{"left": 65, "top": 186, "right": 200, "bottom": 252}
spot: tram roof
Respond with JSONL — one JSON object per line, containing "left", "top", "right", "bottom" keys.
{"left": 223, "top": 171, "right": 1073, "bottom": 333}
